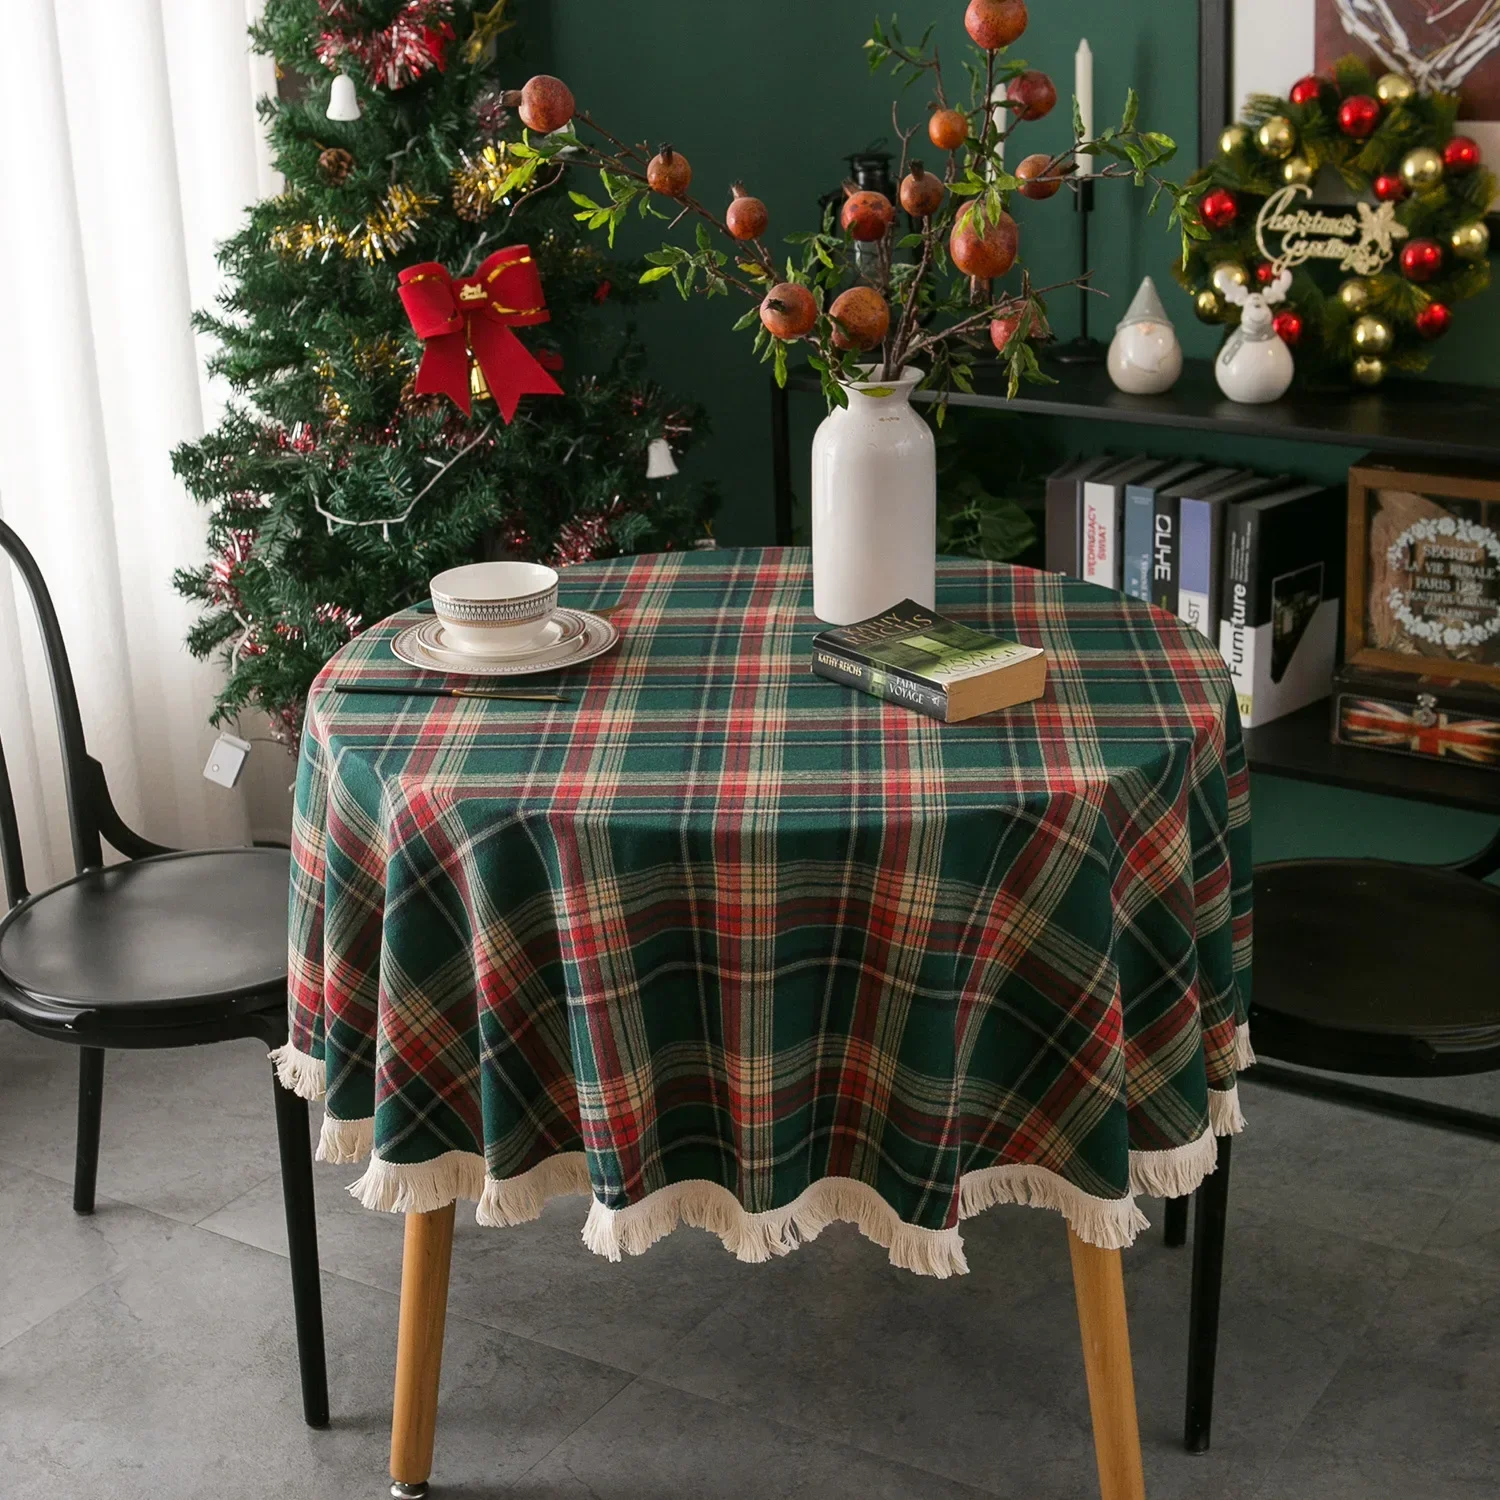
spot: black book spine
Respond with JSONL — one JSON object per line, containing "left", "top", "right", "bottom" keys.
{"left": 1219, "top": 501, "right": 1260, "bottom": 706}
{"left": 1045, "top": 476, "right": 1081, "bottom": 575}
{"left": 811, "top": 645, "right": 950, "bottom": 722}
{"left": 1151, "top": 493, "right": 1180, "bottom": 614}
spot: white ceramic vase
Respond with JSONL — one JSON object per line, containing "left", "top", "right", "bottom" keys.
{"left": 811, "top": 366, "right": 936, "bottom": 625}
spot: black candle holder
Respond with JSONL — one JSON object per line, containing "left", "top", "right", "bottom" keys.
{"left": 1052, "top": 176, "right": 1106, "bottom": 366}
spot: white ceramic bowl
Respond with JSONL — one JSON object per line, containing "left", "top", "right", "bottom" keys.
{"left": 430, "top": 561, "right": 560, "bottom": 655}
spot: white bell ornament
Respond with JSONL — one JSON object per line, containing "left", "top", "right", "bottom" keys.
{"left": 1214, "top": 270, "right": 1295, "bottom": 404}
{"left": 1107, "top": 276, "right": 1183, "bottom": 395}
{"left": 645, "top": 438, "right": 678, "bottom": 479}
{"left": 327, "top": 73, "right": 361, "bottom": 122}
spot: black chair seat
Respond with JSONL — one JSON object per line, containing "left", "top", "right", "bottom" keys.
{"left": 1250, "top": 857, "right": 1500, "bottom": 1069}
{"left": 0, "top": 847, "right": 290, "bottom": 1027}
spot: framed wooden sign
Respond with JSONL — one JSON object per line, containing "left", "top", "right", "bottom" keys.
{"left": 1347, "top": 459, "right": 1500, "bottom": 685}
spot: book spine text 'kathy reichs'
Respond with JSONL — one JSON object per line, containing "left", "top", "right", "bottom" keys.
{"left": 811, "top": 646, "right": 949, "bottom": 721}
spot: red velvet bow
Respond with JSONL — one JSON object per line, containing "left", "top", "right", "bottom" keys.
{"left": 397, "top": 246, "right": 563, "bottom": 422}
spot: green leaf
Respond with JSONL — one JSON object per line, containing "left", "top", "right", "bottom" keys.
{"left": 640, "top": 266, "right": 674, "bottom": 284}
{"left": 732, "top": 306, "right": 760, "bottom": 331}
{"left": 1121, "top": 87, "right": 1139, "bottom": 134}
{"left": 568, "top": 191, "right": 600, "bottom": 211}
{"left": 774, "top": 339, "right": 788, "bottom": 388}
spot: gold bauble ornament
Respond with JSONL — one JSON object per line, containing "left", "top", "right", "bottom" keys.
{"left": 1219, "top": 124, "right": 1249, "bottom": 155}
{"left": 1257, "top": 115, "right": 1297, "bottom": 159}
{"left": 1376, "top": 72, "right": 1414, "bottom": 106}
{"left": 1352, "top": 355, "right": 1386, "bottom": 387}
{"left": 1195, "top": 288, "right": 1225, "bottom": 324}
{"left": 1450, "top": 220, "right": 1491, "bottom": 261}
{"left": 1352, "top": 314, "right": 1394, "bottom": 355}
{"left": 1401, "top": 146, "right": 1445, "bottom": 191}
{"left": 1337, "top": 278, "right": 1372, "bottom": 313}
{"left": 1211, "top": 262, "right": 1250, "bottom": 297}
{"left": 1282, "top": 155, "right": 1316, "bottom": 187}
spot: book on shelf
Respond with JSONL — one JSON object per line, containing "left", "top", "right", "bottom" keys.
{"left": 1149, "top": 467, "right": 1245, "bottom": 617}
{"left": 1082, "top": 456, "right": 1164, "bottom": 590}
{"left": 1176, "top": 471, "right": 1289, "bottom": 639}
{"left": 812, "top": 600, "right": 1047, "bottom": 723}
{"left": 1122, "top": 460, "right": 1204, "bottom": 604}
{"left": 1218, "top": 481, "right": 1343, "bottom": 727}
{"left": 1045, "top": 454, "right": 1115, "bottom": 575}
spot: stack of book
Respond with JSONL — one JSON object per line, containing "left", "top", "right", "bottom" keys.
{"left": 1046, "top": 456, "right": 1344, "bottom": 727}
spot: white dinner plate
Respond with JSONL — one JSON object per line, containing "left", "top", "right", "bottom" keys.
{"left": 390, "top": 608, "right": 618, "bottom": 678}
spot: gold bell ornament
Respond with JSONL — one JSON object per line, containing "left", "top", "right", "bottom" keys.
{"left": 1337, "top": 278, "right": 1372, "bottom": 313}
{"left": 1352, "top": 355, "right": 1386, "bottom": 387}
{"left": 1451, "top": 221, "right": 1491, "bottom": 261}
{"left": 470, "top": 356, "right": 492, "bottom": 404}
{"left": 1376, "top": 73, "right": 1414, "bottom": 106}
{"left": 1352, "top": 315, "right": 1394, "bottom": 355}
{"left": 1257, "top": 116, "right": 1296, "bottom": 159}
{"left": 1401, "top": 146, "right": 1444, "bottom": 191}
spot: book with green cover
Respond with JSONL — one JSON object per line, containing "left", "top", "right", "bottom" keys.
{"left": 812, "top": 600, "right": 1047, "bottom": 722}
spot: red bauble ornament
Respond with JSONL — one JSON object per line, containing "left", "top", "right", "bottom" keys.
{"left": 1444, "top": 134, "right": 1482, "bottom": 173}
{"left": 1255, "top": 262, "right": 1278, "bottom": 286}
{"left": 1272, "top": 310, "right": 1304, "bottom": 347}
{"left": 1289, "top": 75, "right": 1323, "bottom": 107}
{"left": 1338, "top": 94, "right": 1381, "bottom": 138}
{"left": 1373, "top": 173, "right": 1407, "bottom": 202}
{"left": 1401, "top": 237, "right": 1444, "bottom": 282}
{"left": 1416, "top": 301, "right": 1453, "bottom": 339}
{"left": 1200, "top": 187, "right": 1238, "bottom": 230}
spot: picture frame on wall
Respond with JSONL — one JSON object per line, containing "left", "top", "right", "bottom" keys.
{"left": 1198, "top": 0, "right": 1500, "bottom": 210}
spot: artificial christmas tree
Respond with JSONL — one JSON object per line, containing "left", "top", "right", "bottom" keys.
{"left": 173, "top": 0, "right": 714, "bottom": 745}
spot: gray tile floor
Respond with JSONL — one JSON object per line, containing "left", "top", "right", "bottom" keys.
{"left": 2, "top": 1026, "right": 1498, "bottom": 1500}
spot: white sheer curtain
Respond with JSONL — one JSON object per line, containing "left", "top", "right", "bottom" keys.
{"left": 0, "top": 0, "right": 283, "bottom": 898}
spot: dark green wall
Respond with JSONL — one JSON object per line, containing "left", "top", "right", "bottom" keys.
{"left": 534, "top": 1, "right": 1499, "bottom": 860}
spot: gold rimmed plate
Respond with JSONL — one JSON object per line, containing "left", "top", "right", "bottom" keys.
{"left": 390, "top": 607, "right": 618, "bottom": 678}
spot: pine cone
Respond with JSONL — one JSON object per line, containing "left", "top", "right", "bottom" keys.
{"left": 318, "top": 147, "right": 355, "bottom": 186}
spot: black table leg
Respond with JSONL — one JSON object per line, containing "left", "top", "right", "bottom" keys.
{"left": 1163, "top": 1195, "right": 1189, "bottom": 1248}
{"left": 73, "top": 1047, "right": 105, "bottom": 1215}
{"left": 271, "top": 1066, "right": 330, "bottom": 1429}
{"left": 1184, "top": 1135, "right": 1232, "bottom": 1453}
{"left": 770, "top": 375, "right": 794, "bottom": 547}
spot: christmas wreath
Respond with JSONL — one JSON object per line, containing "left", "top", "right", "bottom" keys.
{"left": 1177, "top": 55, "right": 1494, "bottom": 387}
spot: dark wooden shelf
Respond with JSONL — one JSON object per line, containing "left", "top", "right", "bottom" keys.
{"left": 787, "top": 357, "right": 1500, "bottom": 463}
{"left": 1246, "top": 700, "right": 1500, "bottom": 816}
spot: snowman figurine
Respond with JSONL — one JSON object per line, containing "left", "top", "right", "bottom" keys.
{"left": 1215, "top": 269, "right": 1295, "bottom": 404}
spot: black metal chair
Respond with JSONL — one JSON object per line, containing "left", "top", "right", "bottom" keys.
{"left": 0, "top": 519, "right": 328, "bottom": 1428}
{"left": 1162, "top": 841, "right": 1500, "bottom": 1453}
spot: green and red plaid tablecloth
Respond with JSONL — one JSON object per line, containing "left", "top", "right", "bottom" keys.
{"left": 274, "top": 547, "right": 1252, "bottom": 1277}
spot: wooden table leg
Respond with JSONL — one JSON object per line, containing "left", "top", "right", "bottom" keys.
{"left": 390, "top": 1203, "right": 456, "bottom": 1499}
{"left": 1068, "top": 1228, "right": 1147, "bottom": 1500}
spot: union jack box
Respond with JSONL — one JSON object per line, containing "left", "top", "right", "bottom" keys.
{"left": 1331, "top": 664, "right": 1500, "bottom": 772}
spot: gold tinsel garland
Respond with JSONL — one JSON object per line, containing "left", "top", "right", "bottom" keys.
{"left": 271, "top": 183, "right": 439, "bottom": 262}
{"left": 451, "top": 144, "right": 522, "bottom": 221}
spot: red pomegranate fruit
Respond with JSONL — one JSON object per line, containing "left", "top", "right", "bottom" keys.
{"left": 829, "top": 287, "right": 891, "bottom": 351}
{"left": 518, "top": 75, "right": 574, "bottom": 134}
{"left": 949, "top": 204, "right": 1019, "bottom": 279}
{"left": 841, "top": 190, "right": 895, "bottom": 242}
{"left": 928, "top": 108, "right": 970, "bottom": 151}
{"left": 965, "top": 0, "right": 1028, "bottom": 50}
{"left": 1006, "top": 70, "right": 1057, "bottom": 122}
{"left": 759, "top": 282, "right": 818, "bottom": 340}
{"left": 899, "top": 163, "right": 946, "bottom": 217}
{"left": 1014, "top": 153, "right": 1066, "bottom": 199}
{"left": 646, "top": 146, "right": 693, "bottom": 198}
{"left": 726, "top": 184, "right": 769, "bottom": 240}
{"left": 990, "top": 314, "right": 1022, "bottom": 352}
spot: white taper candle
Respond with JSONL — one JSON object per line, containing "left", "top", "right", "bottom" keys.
{"left": 1075, "top": 38, "right": 1094, "bottom": 176}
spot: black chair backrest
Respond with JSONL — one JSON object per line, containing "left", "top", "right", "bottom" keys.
{"left": 0, "top": 519, "right": 167, "bottom": 909}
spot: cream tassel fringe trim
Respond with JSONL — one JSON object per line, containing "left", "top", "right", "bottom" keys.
{"left": 960, "top": 1165, "right": 1150, "bottom": 1250}
{"left": 1235, "top": 1022, "right": 1256, "bottom": 1070}
{"left": 269, "top": 1042, "right": 325, "bottom": 1102}
{"left": 1128, "top": 1127, "right": 1219, "bottom": 1200}
{"left": 317, "top": 1113, "right": 373, "bottom": 1166}
{"left": 1209, "top": 1084, "right": 1247, "bottom": 1136}
{"left": 583, "top": 1175, "right": 972, "bottom": 1278}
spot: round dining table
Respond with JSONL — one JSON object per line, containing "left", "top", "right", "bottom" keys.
{"left": 273, "top": 546, "right": 1253, "bottom": 1499}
